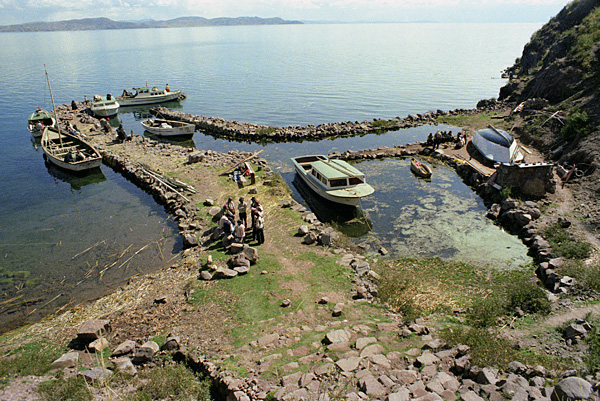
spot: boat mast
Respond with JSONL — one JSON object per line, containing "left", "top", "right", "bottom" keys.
{"left": 44, "top": 64, "right": 63, "bottom": 145}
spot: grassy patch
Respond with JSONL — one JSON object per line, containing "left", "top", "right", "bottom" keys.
{"left": 38, "top": 373, "right": 92, "bottom": 401}
{"left": 557, "top": 260, "right": 600, "bottom": 292}
{"left": 257, "top": 126, "right": 277, "bottom": 135}
{"left": 377, "top": 258, "right": 497, "bottom": 320}
{"left": 371, "top": 119, "right": 396, "bottom": 129}
{"left": 0, "top": 341, "right": 63, "bottom": 378}
{"left": 435, "top": 112, "right": 506, "bottom": 131}
{"left": 133, "top": 363, "right": 211, "bottom": 400}
{"left": 543, "top": 222, "right": 592, "bottom": 259}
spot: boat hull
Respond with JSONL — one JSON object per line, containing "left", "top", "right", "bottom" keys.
{"left": 410, "top": 159, "right": 433, "bottom": 178}
{"left": 141, "top": 119, "right": 195, "bottom": 137}
{"left": 117, "top": 90, "right": 182, "bottom": 106}
{"left": 41, "top": 127, "right": 102, "bottom": 172}
{"left": 91, "top": 102, "right": 119, "bottom": 117}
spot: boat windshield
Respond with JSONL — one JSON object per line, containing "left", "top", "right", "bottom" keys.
{"left": 349, "top": 177, "right": 364, "bottom": 185}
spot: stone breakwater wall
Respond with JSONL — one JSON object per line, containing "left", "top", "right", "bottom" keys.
{"left": 150, "top": 105, "right": 500, "bottom": 142}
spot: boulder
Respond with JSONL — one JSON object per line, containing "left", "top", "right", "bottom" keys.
{"left": 79, "top": 367, "right": 113, "bottom": 382}
{"left": 113, "top": 358, "right": 137, "bottom": 375}
{"left": 298, "top": 225, "right": 310, "bottom": 236}
{"left": 77, "top": 319, "right": 111, "bottom": 342}
{"left": 88, "top": 337, "right": 109, "bottom": 353}
{"left": 551, "top": 377, "right": 592, "bottom": 401}
{"left": 161, "top": 336, "right": 180, "bottom": 351}
{"left": 51, "top": 351, "right": 79, "bottom": 370}
{"left": 325, "top": 329, "right": 351, "bottom": 344}
{"left": 200, "top": 270, "right": 213, "bottom": 281}
{"left": 241, "top": 245, "right": 258, "bottom": 264}
{"left": 112, "top": 340, "right": 136, "bottom": 357}
{"left": 332, "top": 303, "right": 344, "bottom": 317}
{"left": 214, "top": 267, "right": 238, "bottom": 279}
{"left": 336, "top": 357, "right": 361, "bottom": 372}
{"left": 132, "top": 341, "right": 159, "bottom": 364}
{"left": 302, "top": 232, "right": 317, "bottom": 245}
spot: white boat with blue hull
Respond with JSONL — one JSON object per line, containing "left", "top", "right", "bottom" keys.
{"left": 292, "top": 155, "right": 374, "bottom": 207}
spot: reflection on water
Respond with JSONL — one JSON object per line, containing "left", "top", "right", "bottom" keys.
{"left": 45, "top": 161, "right": 107, "bottom": 191}
{"left": 291, "top": 174, "right": 372, "bottom": 238}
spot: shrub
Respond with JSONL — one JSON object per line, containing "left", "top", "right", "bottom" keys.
{"left": 468, "top": 294, "right": 506, "bottom": 328}
{"left": 378, "top": 276, "right": 422, "bottom": 321}
{"left": 585, "top": 327, "right": 600, "bottom": 373}
{"left": 507, "top": 281, "right": 551, "bottom": 315}
{"left": 134, "top": 363, "right": 211, "bottom": 400}
{"left": 561, "top": 111, "right": 592, "bottom": 141}
{"left": 441, "top": 326, "right": 518, "bottom": 369}
{"left": 544, "top": 222, "right": 591, "bottom": 259}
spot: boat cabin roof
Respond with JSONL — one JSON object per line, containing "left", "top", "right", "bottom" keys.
{"left": 311, "top": 159, "right": 364, "bottom": 179}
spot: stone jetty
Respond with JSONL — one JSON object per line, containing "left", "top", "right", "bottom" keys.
{"left": 150, "top": 105, "right": 496, "bottom": 142}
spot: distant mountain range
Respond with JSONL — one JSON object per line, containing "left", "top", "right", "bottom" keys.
{"left": 0, "top": 16, "right": 303, "bottom": 33}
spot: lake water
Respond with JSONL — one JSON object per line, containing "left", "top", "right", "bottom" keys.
{"left": 0, "top": 22, "right": 540, "bottom": 331}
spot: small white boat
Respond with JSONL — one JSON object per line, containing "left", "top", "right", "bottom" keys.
{"left": 27, "top": 108, "right": 56, "bottom": 138}
{"left": 291, "top": 155, "right": 374, "bottom": 207}
{"left": 90, "top": 94, "right": 119, "bottom": 117}
{"left": 41, "top": 126, "right": 102, "bottom": 172}
{"left": 116, "top": 86, "right": 182, "bottom": 107}
{"left": 141, "top": 118, "right": 195, "bottom": 137}
{"left": 472, "top": 125, "right": 524, "bottom": 165}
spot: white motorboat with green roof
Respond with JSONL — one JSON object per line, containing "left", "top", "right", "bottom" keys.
{"left": 292, "top": 155, "right": 374, "bottom": 207}
{"left": 90, "top": 94, "right": 120, "bottom": 117}
{"left": 116, "top": 85, "right": 182, "bottom": 106}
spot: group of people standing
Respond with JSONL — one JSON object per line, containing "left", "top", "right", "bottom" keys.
{"left": 426, "top": 130, "right": 467, "bottom": 149}
{"left": 218, "top": 196, "right": 265, "bottom": 245}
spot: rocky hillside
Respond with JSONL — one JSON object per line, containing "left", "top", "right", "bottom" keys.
{"left": 500, "top": 0, "right": 599, "bottom": 120}
{"left": 499, "top": 0, "right": 600, "bottom": 234}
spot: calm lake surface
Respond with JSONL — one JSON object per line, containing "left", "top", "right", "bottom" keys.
{"left": 0, "top": 22, "right": 541, "bottom": 330}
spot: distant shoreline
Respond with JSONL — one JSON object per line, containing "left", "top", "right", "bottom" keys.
{"left": 0, "top": 16, "right": 302, "bottom": 33}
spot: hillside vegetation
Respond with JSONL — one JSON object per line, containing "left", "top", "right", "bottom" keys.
{"left": 499, "top": 0, "right": 600, "bottom": 233}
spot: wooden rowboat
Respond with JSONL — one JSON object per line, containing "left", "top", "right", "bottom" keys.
{"left": 141, "top": 118, "right": 195, "bottom": 137}
{"left": 41, "top": 127, "right": 102, "bottom": 172}
{"left": 410, "top": 158, "right": 433, "bottom": 178}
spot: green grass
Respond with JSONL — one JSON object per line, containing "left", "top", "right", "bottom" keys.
{"left": 256, "top": 126, "right": 277, "bottom": 135}
{"left": 0, "top": 341, "right": 63, "bottom": 378}
{"left": 543, "top": 222, "right": 592, "bottom": 259}
{"left": 38, "top": 373, "right": 92, "bottom": 401}
{"left": 435, "top": 112, "right": 505, "bottom": 131}
{"left": 371, "top": 119, "right": 396, "bottom": 129}
{"left": 133, "top": 364, "right": 212, "bottom": 400}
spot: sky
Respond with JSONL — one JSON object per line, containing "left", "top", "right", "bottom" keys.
{"left": 0, "top": 0, "right": 572, "bottom": 26}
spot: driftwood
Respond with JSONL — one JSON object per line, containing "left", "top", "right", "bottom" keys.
{"left": 221, "top": 149, "right": 264, "bottom": 176}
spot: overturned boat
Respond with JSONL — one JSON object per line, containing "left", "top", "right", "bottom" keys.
{"left": 471, "top": 125, "right": 524, "bottom": 165}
